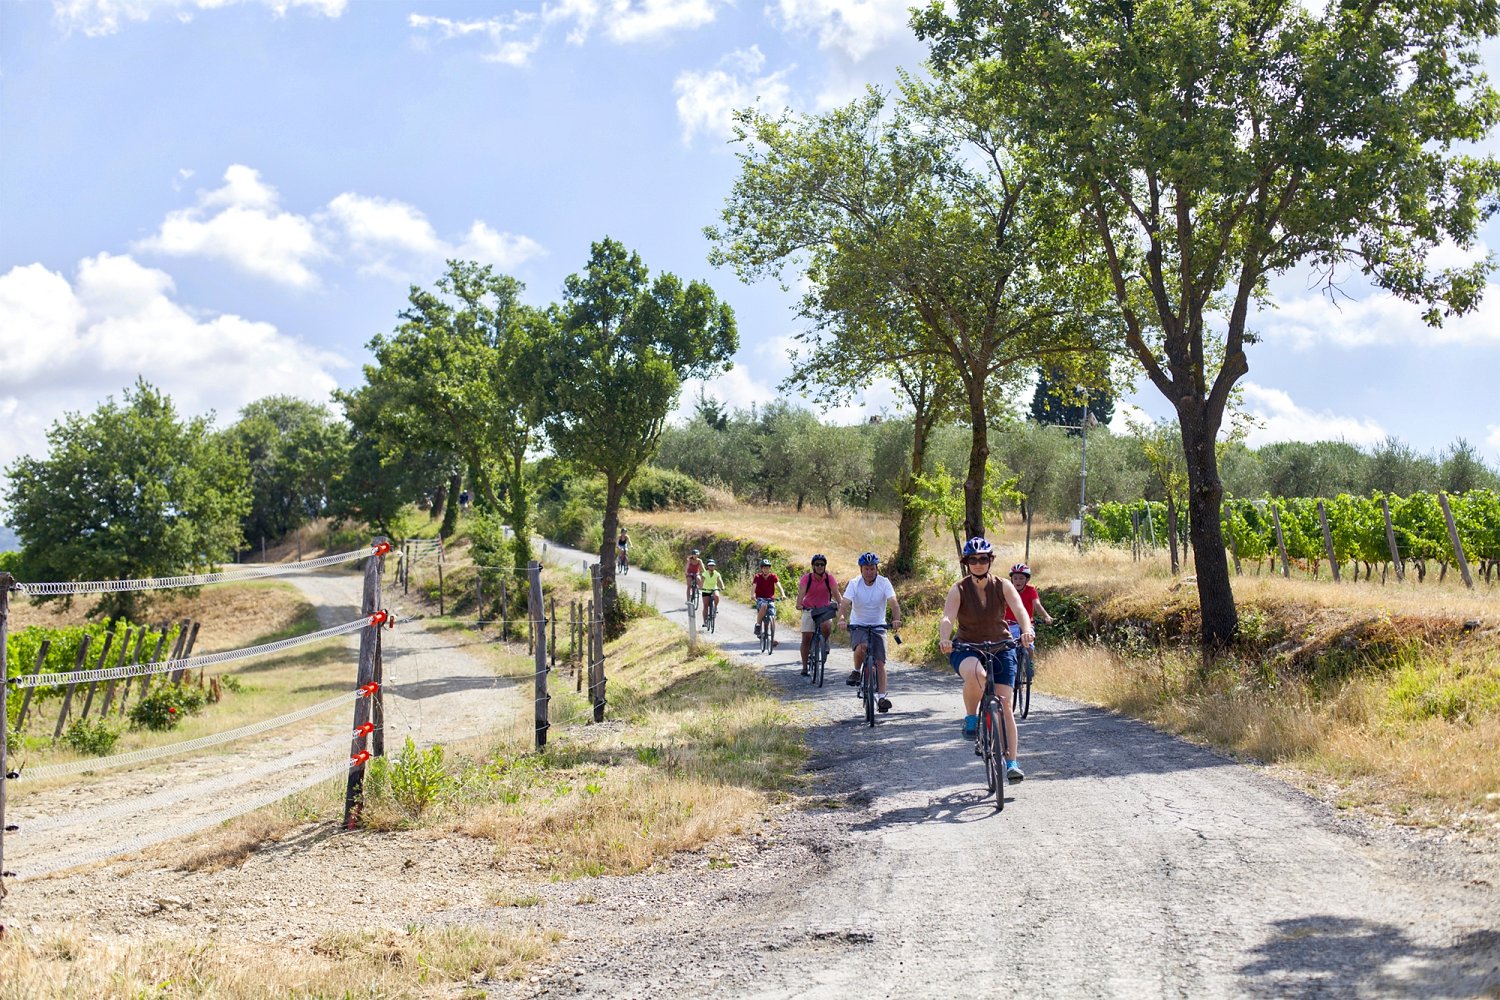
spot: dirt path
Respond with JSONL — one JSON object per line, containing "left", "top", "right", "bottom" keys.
{"left": 519, "top": 543, "right": 1500, "bottom": 999}
{"left": 2, "top": 559, "right": 523, "bottom": 897}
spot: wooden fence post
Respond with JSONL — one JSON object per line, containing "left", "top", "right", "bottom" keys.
{"left": 1316, "top": 501, "right": 1340, "bottom": 582}
{"left": 52, "top": 637, "right": 91, "bottom": 740}
{"left": 343, "top": 538, "right": 386, "bottom": 829}
{"left": 15, "top": 640, "right": 50, "bottom": 733}
{"left": 530, "top": 562, "right": 548, "bottom": 750}
{"left": 1, "top": 573, "right": 12, "bottom": 894}
{"left": 97, "top": 627, "right": 134, "bottom": 718}
{"left": 1270, "top": 504, "right": 1291, "bottom": 578}
{"left": 438, "top": 560, "right": 445, "bottom": 617}
{"left": 475, "top": 575, "right": 484, "bottom": 630}
{"left": 500, "top": 581, "right": 509, "bottom": 642}
{"left": 591, "top": 565, "right": 606, "bottom": 723}
{"left": 581, "top": 601, "right": 591, "bottom": 693}
{"left": 1437, "top": 492, "right": 1475, "bottom": 590}
{"left": 165, "top": 619, "right": 190, "bottom": 684}
{"left": 1382, "top": 498, "right": 1404, "bottom": 583}
{"left": 76, "top": 626, "right": 116, "bottom": 723}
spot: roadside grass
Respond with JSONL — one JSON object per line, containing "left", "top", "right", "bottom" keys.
{"left": 350, "top": 615, "right": 804, "bottom": 878}
{"left": 0, "top": 920, "right": 557, "bottom": 1000}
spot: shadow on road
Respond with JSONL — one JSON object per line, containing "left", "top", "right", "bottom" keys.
{"left": 1239, "top": 916, "right": 1500, "bottom": 998}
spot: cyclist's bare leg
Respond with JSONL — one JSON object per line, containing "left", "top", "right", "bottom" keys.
{"left": 958, "top": 658, "right": 986, "bottom": 715}
{"left": 852, "top": 642, "right": 868, "bottom": 674}
{"left": 799, "top": 631, "right": 812, "bottom": 668}
{"left": 997, "top": 684, "right": 1019, "bottom": 761}
{"left": 875, "top": 659, "right": 888, "bottom": 692}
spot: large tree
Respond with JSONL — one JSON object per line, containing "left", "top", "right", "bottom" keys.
{"left": 918, "top": 0, "right": 1500, "bottom": 647}
{"left": 535, "top": 238, "right": 737, "bottom": 615}
{"left": 1, "top": 380, "right": 249, "bottom": 619}
{"left": 709, "top": 85, "right": 1116, "bottom": 539}
{"left": 228, "top": 395, "right": 348, "bottom": 546}
{"left": 348, "top": 261, "right": 544, "bottom": 576}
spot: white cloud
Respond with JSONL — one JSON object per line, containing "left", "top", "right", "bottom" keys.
{"left": 409, "top": 0, "right": 727, "bottom": 64}
{"left": 674, "top": 47, "right": 794, "bottom": 145}
{"left": 0, "top": 254, "right": 345, "bottom": 475}
{"left": 1109, "top": 401, "right": 1151, "bottom": 435}
{"left": 767, "top": 0, "right": 915, "bottom": 62}
{"left": 135, "top": 165, "right": 327, "bottom": 288}
{"left": 323, "top": 193, "right": 546, "bottom": 279}
{"left": 53, "top": 0, "right": 345, "bottom": 37}
{"left": 1262, "top": 281, "right": 1500, "bottom": 350}
{"left": 1487, "top": 423, "right": 1500, "bottom": 461}
{"left": 1238, "top": 381, "right": 1386, "bottom": 448}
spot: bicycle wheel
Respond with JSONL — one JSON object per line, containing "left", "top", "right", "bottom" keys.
{"left": 766, "top": 616, "right": 775, "bottom": 655}
{"left": 987, "top": 699, "right": 1006, "bottom": 810}
{"left": 862, "top": 660, "right": 876, "bottom": 727}
{"left": 1016, "top": 649, "right": 1033, "bottom": 720}
{"left": 814, "top": 633, "right": 827, "bottom": 687}
{"left": 981, "top": 699, "right": 1001, "bottom": 796}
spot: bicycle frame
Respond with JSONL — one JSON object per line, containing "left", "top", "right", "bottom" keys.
{"left": 953, "top": 639, "right": 1020, "bottom": 809}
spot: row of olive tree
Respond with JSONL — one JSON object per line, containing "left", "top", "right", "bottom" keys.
{"left": 707, "top": 0, "right": 1500, "bottom": 649}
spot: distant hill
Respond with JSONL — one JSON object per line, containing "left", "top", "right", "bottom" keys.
{"left": 0, "top": 524, "right": 19, "bottom": 552}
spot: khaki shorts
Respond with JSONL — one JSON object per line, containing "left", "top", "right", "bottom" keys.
{"left": 801, "top": 607, "right": 836, "bottom": 632}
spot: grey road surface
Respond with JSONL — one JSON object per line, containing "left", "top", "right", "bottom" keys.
{"left": 534, "top": 540, "right": 1499, "bottom": 999}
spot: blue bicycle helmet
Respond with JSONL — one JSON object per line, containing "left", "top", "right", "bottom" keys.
{"left": 857, "top": 551, "right": 880, "bottom": 567}
{"left": 962, "top": 537, "right": 994, "bottom": 559}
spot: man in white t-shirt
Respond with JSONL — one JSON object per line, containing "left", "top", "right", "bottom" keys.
{"left": 837, "top": 551, "right": 903, "bottom": 713}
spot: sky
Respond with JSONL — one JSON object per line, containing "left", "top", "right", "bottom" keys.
{"left": 2, "top": 0, "right": 1499, "bottom": 525}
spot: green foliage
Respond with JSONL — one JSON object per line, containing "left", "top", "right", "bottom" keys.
{"left": 128, "top": 683, "right": 209, "bottom": 731}
{"left": 61, "top": 718, "right": 120, "bottom": 755}
{"left": 226, "top": 395, "right": 348, "bottom": 546}
{"left": 5, "top": 620, "right": 185, "bottom": 698}
{"left": 366, "top": 737, "right": 455, "bottom": 821}
{"left": 625, "top": 466, "right": 709, "bottom": 512}
{"left": 1, "top": 380, "right": 250, "bottom": 619}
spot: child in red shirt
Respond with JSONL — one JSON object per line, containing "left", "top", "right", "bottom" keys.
{"left": 751, "top": 558, "right": 786, "bottom": 638}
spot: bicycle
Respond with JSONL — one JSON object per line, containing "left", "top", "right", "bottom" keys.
{"left": 952, "top": 639, "right": 1020, "bottom": 810}
{"left": 687, "top": 576, "right": 701, "bottom": 627}
{"left": 617, "top": 546, "right": 630, "bottom": 575}
{"left": 759, "top": 600, "right": 777, "bottom": 655}
{"left": 849, "top": 624, "right": 894, "bottom": 727}
{"left": 806, "top": 607, "right": 835, "bottom": 686}
{"left": 702, "top": 591, "right": 719, "bottom": 634}
{"left": 1013, "top": 640, "right": 1035, "bottom": 720}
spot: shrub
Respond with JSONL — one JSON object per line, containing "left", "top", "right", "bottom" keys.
{"left": 626, "top": 467, "right": 709, "bottom": 512}
{"left": 129, "top": 683, "right": 209, "bottom": 731}
{"left": 367, "top": 737, "right": 454, "bottom": 821}
{"left": 61, "top": 718, "right": 120, "bottom": 755}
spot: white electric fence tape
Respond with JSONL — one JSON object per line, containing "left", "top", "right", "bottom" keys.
{"left": 14, "top": 547, "right": 369, "bottom": 596}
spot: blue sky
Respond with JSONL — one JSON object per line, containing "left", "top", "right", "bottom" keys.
{"left": 2, "top": 0, "right": 1498, "bottom": 514}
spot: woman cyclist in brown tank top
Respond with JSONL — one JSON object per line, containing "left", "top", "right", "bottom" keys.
{"left": 938, "top": 536, "right": 1034, "bottom": 781}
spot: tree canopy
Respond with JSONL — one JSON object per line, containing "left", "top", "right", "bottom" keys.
{"left": 917, "top": 0, "right": 1500, "bottom": 647}
{"left": 2, "top": 380, "right": 249, "bottom": 618}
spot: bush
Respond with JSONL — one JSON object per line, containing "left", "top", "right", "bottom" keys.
{"left": 61, "top": 718, "right": 120, "bottom": 755}
{"left": 366, "top": 736, "right": 454, "bottom": 821}
{"left": 129, "top": 683, "right": 209, "bottom": 731}
{"left": 626, "top": 467, "right": 710, "bottom": 511}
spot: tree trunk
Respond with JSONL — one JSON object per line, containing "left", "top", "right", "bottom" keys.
{"left": 962, "top": 378, "right": 989, "bottom": 540}
{"left": 892, "top": 406, "right": 934, "bottom": 577}
{"left": 439, "top": 473, "right": 461, "bottom": 539}
{"left": 506, "top": 446, "right": 532, "bottom": 583}
{"left": 599, "top": 477, "right": 626, "bottom": 636}
{"left": 1165, "top": 494, "right": 1181, "bottom": 575}
{"left": 1179, "top": 410, "right": 1238, "bottom": 651}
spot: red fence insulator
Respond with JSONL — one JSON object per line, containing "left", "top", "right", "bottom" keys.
{"left": 353, "top": 722, "right": 375, "bottom": 738}
{"left": 357, "top": 682, "right": 380, "bottom": 698}
{"left": 368, "top": 610, "right": 389, "bottom": 628}
{"left": 372, "top": 541, "right": 392, "bottom": 558}
{"left": 350, "top": 750, "right": 372, "bottom": 766}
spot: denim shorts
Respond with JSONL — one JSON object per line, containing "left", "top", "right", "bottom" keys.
{"left": 950, "top": 646, "right": 1017, "bottom": 688}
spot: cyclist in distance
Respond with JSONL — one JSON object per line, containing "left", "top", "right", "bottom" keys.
{"left": 938, "top": 537, "right": 1034, "bottom": 781}
{"left": 752, "top": 558, "right": 786, "bottom": 640}
{"left": 684, "top": 548, "right": 705, "bottom": 602}
{"left": 700, "top": 559, "right": 725, "bottom": 623}
{"left": 617, "top": 528, "right": 631, "bottom": 570}
{"left": 797, "top": 554, "right": 839, "bottom": 678}
{"left": 838, "top": 552, "right": 902, "bottom": 713}
{"left": 1004, "top": 564, "right": 1054, "bottom": 634}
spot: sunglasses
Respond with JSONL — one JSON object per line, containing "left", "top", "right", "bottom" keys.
{"left": 964, "top": 555, "right": 994, "bottom": 564}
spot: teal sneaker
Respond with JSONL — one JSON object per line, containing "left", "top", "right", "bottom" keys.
{"left": 1006, "top": 760, "right": 1025, "bottom": 783}
{"left": 962, "top": 714, "right": 978, "bottom": 737}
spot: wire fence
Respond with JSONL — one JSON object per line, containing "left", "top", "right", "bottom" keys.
{"left": 13, "top": 547, "right": 371, "bottom": 596}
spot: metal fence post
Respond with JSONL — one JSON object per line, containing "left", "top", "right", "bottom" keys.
{"left": 1, "top": 573, "right": 12, "bottom": 897}
{"left": 530, "top": 562, "right": 548, "bottom": 750}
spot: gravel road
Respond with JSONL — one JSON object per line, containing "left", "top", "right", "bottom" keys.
{"left": 3, "top": 558, "right": 523, "bottom": 887}
{"left": 522, "top": 542, "right": 1500, "bottom": 999}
